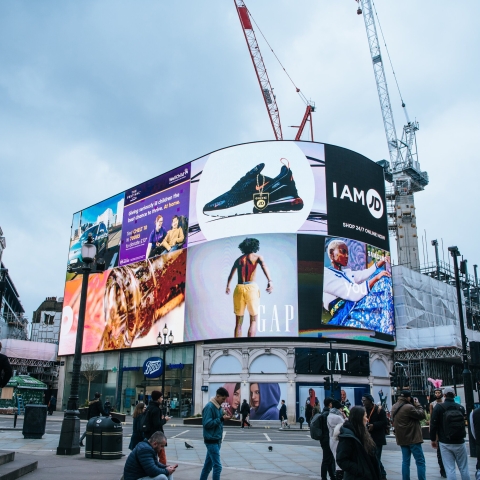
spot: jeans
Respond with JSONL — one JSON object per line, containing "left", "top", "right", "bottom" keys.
{"left": 200, "top": 442, "right": 222, "bottom": 480}
{"left": 400, "top": 443, "right": 426, "bottom": 480}
{"left": 138, "top": 475, "right": 171, "bottom": 480}
{"left": 320, "top": 440, "right": 336, "bottom": 480}
{"left": 439, "top": 442, "right": 469, "bottom": 480}
{"left": 375, "top": 445, "right": 386, "bottom": 477}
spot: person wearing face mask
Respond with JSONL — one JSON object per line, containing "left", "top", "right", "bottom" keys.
{"left": 429, "top": 388, "right": 446, "bottom": 478}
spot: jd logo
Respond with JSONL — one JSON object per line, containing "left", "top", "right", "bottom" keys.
{"left": 366, "top": 189, "right": 384, "bottom": 219}
{"left": 332, "top": 183, "right": 384, "bottom": 219}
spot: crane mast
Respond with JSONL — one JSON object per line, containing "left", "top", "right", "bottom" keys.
{"left": 234, "top": 0, "right": 283, "bottom": 140}
{"left": 358, "top": 0, "right": 429, "bottom": 270}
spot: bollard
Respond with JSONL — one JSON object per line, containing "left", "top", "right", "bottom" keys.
{"left": 298, "top": 416, "right": 305, "bottom": 429}
{"left": 13, "top": 413, "right": 17, "bottom": 428}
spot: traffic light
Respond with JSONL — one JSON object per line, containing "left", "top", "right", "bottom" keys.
{"left": 333, "top": 381, "right": 339, "bottom": 392}
{"left": 389, "top": 371, "right": 397, "bottom": 387}
{"left": 323, "top": 376, "right": 331, "bottom": 390}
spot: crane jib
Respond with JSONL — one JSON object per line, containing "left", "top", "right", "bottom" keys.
{"left": 238, "top": 7, "right": 252, "bottom": 30}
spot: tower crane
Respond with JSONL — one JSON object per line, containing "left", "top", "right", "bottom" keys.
{"left": 234, "top": 0, "right": 315, "bottom": 141}
{"left": 356, "top": 0, "right": 429, "bottom": 270}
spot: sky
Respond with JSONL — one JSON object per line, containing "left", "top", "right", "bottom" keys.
{"left": 0, "top": 0, "right": 479, "bottom": 319}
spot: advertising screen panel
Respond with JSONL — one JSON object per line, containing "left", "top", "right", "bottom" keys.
{"left": 209, "top": 382, "right": 287, "bottom": 421}
{"left": 67, "top": 192, "right": 125, "bottom": 272}
{"left": 119, "top": 164, "right": 190, "bottom": 266}
{"left": 184, "top": 233, "right": 298, "bottom": 341}
{"left": 59, "top": 140, "right": 394, "bottom": 355}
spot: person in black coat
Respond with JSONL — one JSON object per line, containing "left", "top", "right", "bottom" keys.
{"left": 240, "top": 399, "right": 250, "bottom": 429}
{"left": 362, "top": 394, "right": 387, "bottom": 479}
{"left": 279, "top": 399, "right": 287, "bottom": 428}
{"left": 336, "top": 406, "right": 382, "bottom": 480}
{"left": 144, "top": 390, "right": 169, "bottom": 439}
{"left": 0, "top": 342, "right": 13, "bottom": 388}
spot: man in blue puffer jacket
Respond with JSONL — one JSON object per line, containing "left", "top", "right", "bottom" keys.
{"left": 124, "top": 432, "right": 176, "bottom": 480}
{"left": 200, "top": 386, "right": 231, "bottom": 480}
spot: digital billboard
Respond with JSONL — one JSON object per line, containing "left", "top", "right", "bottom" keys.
{"left": 209, "top": 382, "right": 287, "bottom": 421}
{"left": 59, "top": 140, "right": 393, "bottom": 355}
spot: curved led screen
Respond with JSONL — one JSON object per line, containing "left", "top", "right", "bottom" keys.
{"left": 59, "top": 140, "right": 394, "bottom": 355}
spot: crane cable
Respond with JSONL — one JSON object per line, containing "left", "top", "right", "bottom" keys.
{"left": 247, "top": 8, "right": 310, "bottom": 106}
{"left": 371, "top": 0, "right": 406, "bottom": 108}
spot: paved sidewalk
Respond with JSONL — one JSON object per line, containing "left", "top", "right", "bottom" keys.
{"left": 0, "top": 429, "right": 477, "bottom": 479}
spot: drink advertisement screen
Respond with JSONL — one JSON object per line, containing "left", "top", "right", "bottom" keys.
{"left": 59, "top": 141, "right": 394, "bottom": 355}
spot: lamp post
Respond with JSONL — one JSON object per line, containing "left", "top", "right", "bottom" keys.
{"left": 57, "top": 234, "right": 99, "bottom": 455}
{"left": 157, "top": 324, "right": 174, "bottom": 412}
{"left": 448, "top": 246, "right": 476, "bottom": 457}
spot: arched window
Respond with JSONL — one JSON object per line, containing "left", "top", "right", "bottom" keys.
{"left": 250, "top": 354, "right": 286, "bottom": 374}
{"left": 211, "top": 355, "right": 242, "bottom": 374}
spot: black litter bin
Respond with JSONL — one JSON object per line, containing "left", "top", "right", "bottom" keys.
{"left": 85, "top": 416, "right": 123, "bottom": 459}
{"left": 23, "top": 404, "right": 48, "bottom": 439}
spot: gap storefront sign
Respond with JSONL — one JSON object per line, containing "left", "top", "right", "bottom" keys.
{"left": 295, "top": 348, "right": 370, "bottom": 376}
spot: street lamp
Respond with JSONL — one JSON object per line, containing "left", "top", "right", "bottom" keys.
{"left": 448, "top": 246, "right": 476, "bottom": 457}
{"left": 57, "top": 234, "right": 103, "bottom": 456}
{"left": 157, "top": 324, "right": 174, "bottom": 412}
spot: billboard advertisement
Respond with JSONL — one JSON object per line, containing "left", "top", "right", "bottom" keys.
{"left": 59, "top": 141, "right": 394, "bottom": 355}
{"left": 209, "top": 382, "right": 287, "bottom": 421}
{"left": 184, "top": 234, "right": 298, "bottom": 341}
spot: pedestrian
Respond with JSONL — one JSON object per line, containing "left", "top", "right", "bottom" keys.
{"left": 47, "top": 395, "right": 56, "bottom": 415}
{"left": 430, "top": 387, "right": 469, "bottom": 480}
{"left": 362, "top": 394, "right": 388, "bottom": 480}
{"left": 336, "top": 405, "right": 382, "bottom": 480}
{"left": 430, "top": 387, "right": 447, "bottom": 478}
{"left": 279, "top": 399, "right": 288, "bottom": 428}
{"left": 306, "top": 399, "right": 313, "bottom": 427}
{"left": 143, "top": 391, "right": 171, "bottom": 465}
{"left": 319, "top": 397, "right": 336, "bottom": 480}
{"left": 80, "top": 392, "right": 106, "bottom": 446}
{"left": 104, "top": 399, "right": 112, "bottom": 416}
{"left": 124, "top": 431, "right": 177, "bottom": 480}
{"left": 328, "top": 399, "right": 346, "bottom": 480}
{"left": 200, "top": 386, "right": 232, "bottom": 480}
{"left": 240, "top": 399, "right": 250, "bottom": 429}
{"left": 391, "top": 390, "right": 426, "bottom": 480}
{"left": 0, "top": 341, "right": 13, "bottom": 389}
{"left": 129, "top": 402, "right": 146, "bottom": 451}
{"left": 470, "top": 404, "right": 480, "bottom": 480}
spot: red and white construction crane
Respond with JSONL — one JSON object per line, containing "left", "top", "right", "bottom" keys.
{"left": 234, "top": 0, "right": 315, "bottom": 141}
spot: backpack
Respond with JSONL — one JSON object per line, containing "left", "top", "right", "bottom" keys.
{"left": 440, "top": 403, "right": 466, "bottom": 441}
{"left": 309, "top": 412, "right": 323, "bottom": 440}
{"left": 141, "top": 409, "right": 151, "bottom": 434}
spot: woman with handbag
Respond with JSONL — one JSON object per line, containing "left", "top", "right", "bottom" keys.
{"left": 336, "top": 406, "right": 382, "bottom": 480}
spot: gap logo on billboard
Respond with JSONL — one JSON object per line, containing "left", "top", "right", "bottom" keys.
{"left": 325, "top": 144, "right": 389, "bottom": 251}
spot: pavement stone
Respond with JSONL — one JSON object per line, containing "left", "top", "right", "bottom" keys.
{"left": 0, "top": 427, "right": 478, "bottom": 480}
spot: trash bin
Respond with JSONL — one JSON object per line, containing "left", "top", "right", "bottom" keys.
{"left": 85, "top": 416, "right": 123, "bottom": 459}
{"left": 22, "top": 404, "right": 47, "bottom": 439}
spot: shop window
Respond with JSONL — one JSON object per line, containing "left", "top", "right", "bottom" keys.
{"left": 250, "top": 354, "right": 286, "bottom": 374}
{"left": 211, "top": 355, "right": 241, "bottom": 374}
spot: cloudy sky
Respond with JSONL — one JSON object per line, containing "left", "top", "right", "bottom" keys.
{"left": 0, "top": 0, "right": 478, "bottom": 318}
